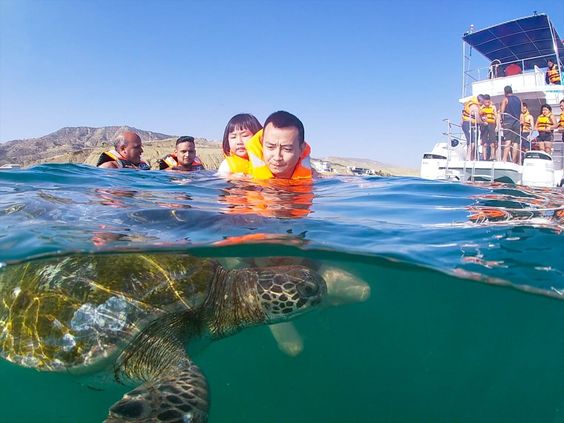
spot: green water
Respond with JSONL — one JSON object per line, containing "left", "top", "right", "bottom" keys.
{"left": 1, "top": 252, "right": 562, "bottom": 423}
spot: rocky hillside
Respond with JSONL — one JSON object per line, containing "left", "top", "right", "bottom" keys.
{"left": 0, "top": 126, "right": 417, "bottom": 175}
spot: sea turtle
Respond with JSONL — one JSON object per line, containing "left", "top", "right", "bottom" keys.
{"left": 0, "top": 252, "right": 328, "bottom": 422}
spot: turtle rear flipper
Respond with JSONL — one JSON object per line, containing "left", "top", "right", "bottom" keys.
{"left": 105, "top": 362, "right": 208, "bottom": 423}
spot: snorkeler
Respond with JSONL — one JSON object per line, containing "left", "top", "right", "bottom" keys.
{"left": 217, "top": 113, "right": 262, "bottom": 177}
{"left": 159, "top": 136, "right": 205, "bottom": 172}
{"left": 97, "top": 131, "right": 150, "bottom": 170}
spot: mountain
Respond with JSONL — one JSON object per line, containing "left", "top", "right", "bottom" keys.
{"left": 0, "top": 126, "right": 418, "bottom": 175}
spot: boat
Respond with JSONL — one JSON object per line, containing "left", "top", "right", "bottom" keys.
{"left": 421, "top": 13, "right": 564, "bottom": 187}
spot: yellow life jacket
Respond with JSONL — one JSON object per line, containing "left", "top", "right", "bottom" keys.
{"left": 547, "top": 65, "right": 561, "bottom": 84}
{"left": 246, "top": 129, "right": 313, "bottom": 180}
{"left": 480, "top": 105, "right": 496, "bottom": 124}
{"left": 225, "top": 153, "right": 250, "bottom": 174}
{"left": 536, "top": 113, "right": 553, "bottom": 132}
{"left": 521, "top": 111, "right": 532, "bottom": 132}
{"left": 96, "top": 150, "right": 150, "bottom": 170}
{"left": 559, "top": 113, "right": 564, "bottom": 129}
{"left": 462, "top": 97, "right": 480, "bottom": 123}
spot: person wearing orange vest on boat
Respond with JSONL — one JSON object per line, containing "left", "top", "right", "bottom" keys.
{"left": 545, "top": 59, "right": 561, "bottom": 85}
{"left": 246, "top": 110, "right": 313, "bottom": 180}
{"left": 97, "top": 131, "right": 150, "bottom": 170}
{"left": 479, "top": 94, "right": 497, "bottom": 160}
{"left": 518, "top": 102, "right": 535, "bottom": 164}
{"left": 534, "top": 104, "right": 558, "bottom": 154}
{"left": 461, "top": 94, "right": 485, "bottom": 160}
{"left": 217, "top": 114, "right": 262, "bottom": 177}
{"left": 557, "top": 99, "right": 564, "bottom": 143}
{"left": 158, "top": 136, "right": 205, "bottom": 172}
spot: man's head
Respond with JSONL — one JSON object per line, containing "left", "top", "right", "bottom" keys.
{"left": 114, "top": 131, "right": 143, "bottom": 164}
{"left": 262, "top": 111, "right": 305, "bottom": 179}
{"left": 504, "top": 85, "right": 513, "bottom": 95}
{"left": 175, "top": 136, "right": 197, "bottom": 166}
{"left": 482, "top": 94, "right": 491, "bottom": 107}
{"left": 522, "top": 102, "right": 529, "bottom": 113}
{"left": 560, "top": 99, "right": 564, "bottom": 110}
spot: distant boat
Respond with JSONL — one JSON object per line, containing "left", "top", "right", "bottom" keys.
{"left": 0, "top": 164, "right": 22, "bottom": 169}
{"left": 421, "top": 13, "right": 563, "bottom": 187}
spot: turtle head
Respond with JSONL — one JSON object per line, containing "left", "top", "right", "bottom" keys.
{"left": 255, "top": 266, "right": 327, "bottom": 323}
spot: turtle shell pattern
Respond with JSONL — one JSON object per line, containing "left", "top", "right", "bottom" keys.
{"left": 0, "top": 253, "right": 219, "bottom": 371}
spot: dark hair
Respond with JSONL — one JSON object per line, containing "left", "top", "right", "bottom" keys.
{"left": 560, "top": 99, "right": 564, "bottom": 105}
{"left": 482, "top": 94, "right": 491, "bottom": 100}
{"left": 222, "top": 114, "right": 262, "bottom": 155}
{"left": 522, "top": 102, "right": 528, "bottom": 108}
{"left": 176, "top": 136, "right": 195, "bottom": 146}
{"left": 547, "top": 59, "right": 554, "bottom": 64}
{"left": 263, "top": 111, "right": 305, "bottom": 145}
{"left": 540, "top": 104, "right": 552, "bottom": 113}
{"left": 504, "top": 85, "right": 513, "bottom": 94}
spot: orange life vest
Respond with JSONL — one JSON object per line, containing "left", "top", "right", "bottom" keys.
{"left": 96, "top": 150, "right": 150, "bottom": 170}
{"left": 225, "top": 153, "right": 250, "bottom": 174}
{"left": 462, "top": 97, "right": 480, "bottom": 123}
{"left": 158, "top": 154, "right": 204, "bottom": 171}
{"left": 246, "top": 129, "right": 313, "bottom": 180}
{"left": 480, "top": 105, "right": 496, "bottom": 124}
{"left": 536, "top": 113, "right": 553, "bottom": 132}
{"left": 559, "top": 112, "right": 564, "bottom": 129}
{"left": 547, "top": 65, "right": 561, "bottom": 84}
{"left": 521, "top": 111, "right": 532, "bottom": 132}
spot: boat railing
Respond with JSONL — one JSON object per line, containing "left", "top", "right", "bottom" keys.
{"left": 463, "top": 53, "right": 562, "bottom": 97}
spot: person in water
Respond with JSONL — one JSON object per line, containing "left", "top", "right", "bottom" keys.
{"left": 159, "top": 136, "right": 205, "bottom": 172}
{"left": 245, "top": 110, "right": 313, "bottom": 179}
{"left": 216, "top": 114, "right": 262, "bottom": 177}
{"left": 97, "top": 131, "right": 150, "bottom": 170}
{"left": 500, "top": 85, "right": 522, "bottom": 162}
{"left": 534, "top": 104, "right": 557, "bottom": 154}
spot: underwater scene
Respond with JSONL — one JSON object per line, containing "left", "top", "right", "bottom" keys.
{"left": 0, "top": 164, "right": 563, "bottom": 423}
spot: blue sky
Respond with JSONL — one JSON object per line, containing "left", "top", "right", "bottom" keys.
{"left": 1, "top": 0, "right": 562, "bottom": 167}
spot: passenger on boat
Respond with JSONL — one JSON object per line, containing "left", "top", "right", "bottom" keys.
{"left": 217, "top": 114, "right": 262, "bottom": 177}
{"left": 500, "top": 86, "right": 522, "bottom": 162}
{"left": 545, "top": 59, "right": 561, "bottom": 85}
{"left": 519, "top": 102, "right": 535, "bottom": 163}
{"left": 461, "top": 94, "right": 485, "bottom": 160}
{"left": 97, "top": 131, "right": 150, "bottom": 170}
{"left": 557, "top": 100, "right": 564, "bottom": 142}
{"left": 158, "top": 136, "right": 205, "bottom": 172}
{"left": 245, "top": 111, "right": 313, "bottom": 180}
{"left": 535, "top": 104, "right": 558, "bottom": 154}
{"left": 488, "top": 60, "right": 503, "bottom": 79}
{"left": 479, "top": 94, "right": 497, "bottom": 160}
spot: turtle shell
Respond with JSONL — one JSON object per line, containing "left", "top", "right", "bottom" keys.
{"left": 0, "top": 253, "right": 219, "bottom": 371}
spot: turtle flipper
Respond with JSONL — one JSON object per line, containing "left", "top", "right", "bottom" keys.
{"left": 105, "top": 361, "right": 209, "bottom": 423}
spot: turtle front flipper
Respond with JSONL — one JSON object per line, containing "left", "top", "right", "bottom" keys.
{"left": 107, "top": 310, "right": 209, "bottom": 422}
{"left": 105, "top": 360, "right": 208, "bottom": 423}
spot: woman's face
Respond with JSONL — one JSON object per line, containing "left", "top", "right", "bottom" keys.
{"left": 542, "top": 107, "right": 550, "bottom": 116}
{"left": 228, "top": 127, "right": 254, "bottom": 158}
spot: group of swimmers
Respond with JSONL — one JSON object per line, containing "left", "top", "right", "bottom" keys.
{"left": 461, "top": 86, "right": 564, "bottom": 164}
{"left": 96, "top": 110, "right": 312, "bottom": 181}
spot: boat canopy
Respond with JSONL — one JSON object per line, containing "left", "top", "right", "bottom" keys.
{"left": 463, "top": 14, "right": 563, "bottom": 70}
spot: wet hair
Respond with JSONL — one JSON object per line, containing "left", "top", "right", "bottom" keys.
{"left": 176, "top": 136, "right": 195, "bottom": 146}
{"left": 482, "top": 94, "right": 491, "bottom": 100}
{"left": 222, "top": 114, "right": 262, "bottom": 155}
{"left": 540, "top": 104, "right": 552, "bottom": 113}
{"left": 263, "top": 111, "right": 305, "bottom": 145}
{"left": 504, "top": 85, "right": 513, "bottom": 94}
